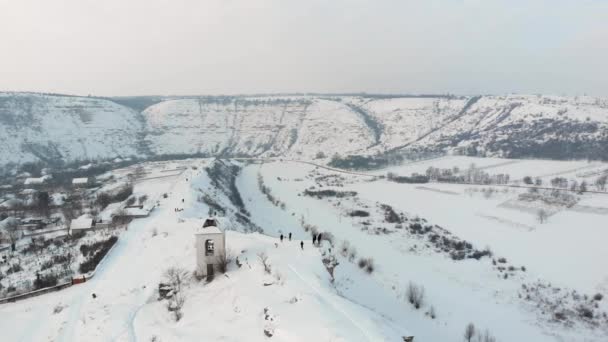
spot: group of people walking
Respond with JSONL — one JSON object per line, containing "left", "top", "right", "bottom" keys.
{"left": 278, "top": 232, "right": 323, "bottom": 250}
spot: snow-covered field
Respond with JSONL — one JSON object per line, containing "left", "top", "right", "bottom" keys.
{"left": 1, "top": 156, "right": 607, "bottom": 341}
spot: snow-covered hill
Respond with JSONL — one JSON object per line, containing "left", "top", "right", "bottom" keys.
{"left": 2, "top": 92, "right": 608, "bottom": 168}
{"left": 1, "top": 157, "right": 607, "bottom": 341}
{"left": 0, "top": 93, "right": 144, "bottom": 166}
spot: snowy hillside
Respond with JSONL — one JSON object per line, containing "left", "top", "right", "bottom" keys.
{"left": 142, "top": 97, "right": 373, "bottom": 159}
{"left": 0, "top": 93, "right": 144, "bottom": 166}
{"left": 1, "top": 157, "right": 607, "bottom": 341}
{"left": 1, "top": 92, "right": 608, "bottom": 169}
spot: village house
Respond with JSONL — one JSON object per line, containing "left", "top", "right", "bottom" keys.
{"left": 23, "top": 175, "right": 52, "bottom": 187}
{"left": 195, "top": 218, "right": 226, "bottom": 279}
{"left": 70, "top": 215, "right": 94, "bottom": 235}
{"left": 72, "top": 177, "right": 91, "bottom": 187}
{"left": 112, "top": 205, "right": 152, "bottom": 221}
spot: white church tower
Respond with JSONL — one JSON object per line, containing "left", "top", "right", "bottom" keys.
{"left": 195, "top": 218, "right": 226, "bottom": 278}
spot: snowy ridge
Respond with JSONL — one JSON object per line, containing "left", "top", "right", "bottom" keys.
{"left": 0, "top": 93, "right": 143, "bottom": 165}
{"left": 1, "top": 93, "right": 608, "bottom": 167}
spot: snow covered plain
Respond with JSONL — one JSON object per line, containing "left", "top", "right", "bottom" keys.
{"left": 1, "top": 156, "right": 607, "bottom": 341}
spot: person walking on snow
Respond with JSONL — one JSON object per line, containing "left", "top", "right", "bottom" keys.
{"left": 288, "top": 232, "right": 292, "bottom": 241}
{"left": 317, "top": 233, "right": 323, "bottom": 246}
{"left": 312, "top": 234, "right": 317, "bottom": 245}
{"left": 300, "top": 241, "right": 304, "bottom": 250}
{"left": 280, "top": 234, "right": 284, "bottom": 242}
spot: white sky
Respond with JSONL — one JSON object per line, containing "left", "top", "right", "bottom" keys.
{"left": 1, "top": 0, "right": 607, "bottom": 96}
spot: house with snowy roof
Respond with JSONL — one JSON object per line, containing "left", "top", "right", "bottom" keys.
{"left": 72, "top": 177, "right": 91, "bottom": 187}
{"left": 23, "top": 175, "right": 52, "bottom": 187}
{"left": 70, "top": 215, "right": 94, "bottom": 235}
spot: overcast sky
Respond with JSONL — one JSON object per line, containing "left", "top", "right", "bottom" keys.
{"left": 1, "top": 0, "right": 607, "bottom": 96}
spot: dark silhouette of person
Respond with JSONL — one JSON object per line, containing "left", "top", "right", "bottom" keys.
{"left": 317, "top": 233, "right": 323, "bottom": 245}
{"left": 300, "top": 241, "right": 304, "bottom": 250}
{"left": 280, "top": 234, "right": 284, "bottom": 242}
{"left": 288, "top": 232, "right": 292, "bottom": 241}
{"left": 312, "top": 234, "right": 317, "bottom": 245}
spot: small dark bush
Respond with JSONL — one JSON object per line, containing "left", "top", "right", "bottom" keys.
{"left": 40, "top": 260, "right": 55, "bottom": 270}
{"left": 497, "top": 257, "right": 507, "bottom": 263}
{"left": 406, "top": 282, "right": 425, "bottom": 309}
{"left": 364, "top": 258, "right": 374, "bottom": 274}
{"left": 451, "top": 251, "right": 466, "bottom": 260}
{"left": 593, "top": 293, "right": 603, "bottom": 301}
{"left": 34, "top": 273, "right": 58, "bottom": 289}
{"left": 7, "top": 263, "right": 22, "bottom": 274}
{"left": 79, "top": 236, "right": 118, "bottom": 273}
{"left": 381, "top": 204, "right": 401, "bottom": 223}
{"left": 303, "top": 189, "right": 357, "bottom": 199}
{"left": 578, "top": 306, "right": 593, "bottom": 319}
{"left": 469, "top": 249, "right": 491, "bottom": 260}
{"left": 349, "top": 210, "right": 370, "bottom": 217}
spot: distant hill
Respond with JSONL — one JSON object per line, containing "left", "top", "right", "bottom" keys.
{"left": 1, "top": 92, "right": 607, "bottom": 168}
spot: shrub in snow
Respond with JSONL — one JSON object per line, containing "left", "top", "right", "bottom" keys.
{"left": 406, "top": 282, "right": 425, "bottom": 309}
{"left": 322, "top": 254, "right": 339, "bottom": 281}
{"left": 364, "top": 258, "right": 374, "bottom": 274}
{"left": 34, "top": 272, "right": 58, "bottom": 289}
{"left": 426, "top": 305, "right": 436, "bottom": 319}
{"left": 217, "top": 249, "right": 233, "bottom": 273}
{"left": 7, "top": 263, "right": 23, "bottom": 274}
{"left": 340, "top": 241, "right": 350, "bottom": 257}
{"left": 53, "top": 304, "right": 64, "bottom": 314}
{"left": 258, "top": 252, "right": 271, "bottom": 274}
{"left": 358, "top": 257, "right": 374, "bottom": 273}
{"left": 380, "top": 204, "right": 401, "bottom": 223}
{"left": 348, "top": 210, "right": 370, "bottom": 217}
{"left": 348, "top": 248, "right": 357, "bottom": 263}
{"left": 79, "top": 236, "right": 118, "bottom": 273}
{"left": 578, "top": 306, "right": 594, "bottom": 319}
{"left": 593, "top": 293, "right": 603, "bottom": 301}
{"left": 163, "top": 267, "right": 190, "bottom": 321}
{"left": 464, "top": 323, "right": 476, "bottom": 342}
{"left": 477, "top": 329, "right": 498, "bottom": 342}
{"left": 303, "top": 189, "right": 357, "bottom": 199}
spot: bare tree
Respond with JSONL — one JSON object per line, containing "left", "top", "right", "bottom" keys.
{"left": 476, "top": 330, "right": 497, "bottom": 342}
{"left": 579, "top": 180, "right": 588, "bottom": 194}
{"left": 537, "top": 209, "right": 548, "bottom": 224}
{"left": 163, "top": 267, "right": 190, "bottom": 321}
{"left": 35, "top": 192, "right": 51, "bottom": 217}
{"left": 595, "top": 175, "right": 607, "bottom": 191}
{"left": 464, "top": 323, "right": 476, "bottom": 342}
{"left": 257, "top": 252, "right": 271, "bottom": 274}
{"left": 2, "top": 218, "right": 21, "bottom": 251}
{"left": 217, "top": 249, "right": 233, "bottom": 273}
